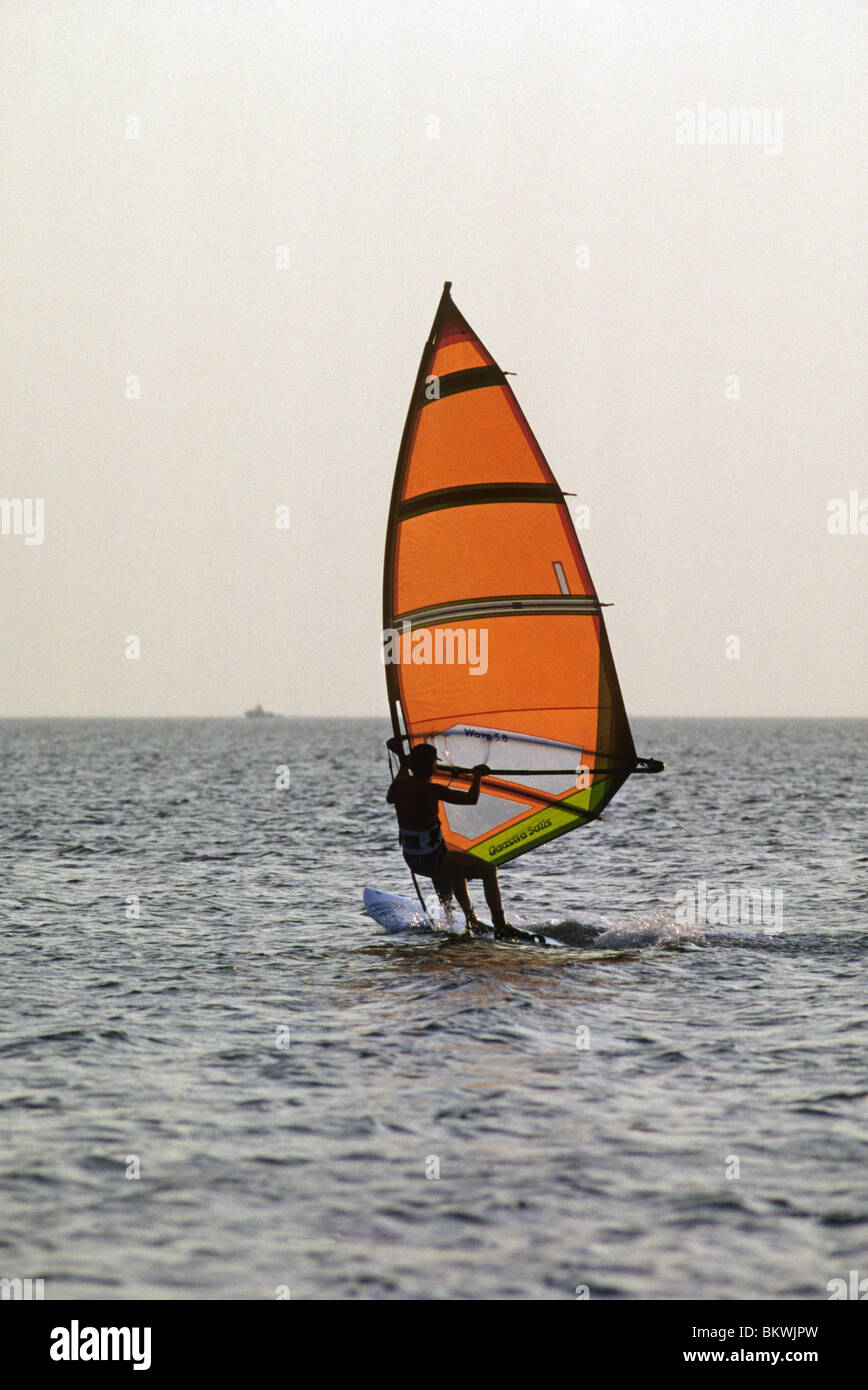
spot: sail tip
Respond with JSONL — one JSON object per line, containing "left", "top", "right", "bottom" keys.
{"left": 443, "top": 280, "right": 452, "bottom": 294}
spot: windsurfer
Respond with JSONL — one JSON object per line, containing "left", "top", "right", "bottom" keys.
{"left": 386, "top": 741, "right": 544, "bottom": 943}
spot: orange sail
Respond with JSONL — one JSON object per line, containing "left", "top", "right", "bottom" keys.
{"left": 383, "top": 283, "right": 658, "bottom": 867}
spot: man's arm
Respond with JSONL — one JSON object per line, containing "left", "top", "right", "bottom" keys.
{"left": 386, "top": 735, "right": 409, "bottom": 768}
{"left": 435, "top": 765, "right": 490, "bottom": 806}
{"left": 386, "top": 768, "right": 411, "bottom": 803}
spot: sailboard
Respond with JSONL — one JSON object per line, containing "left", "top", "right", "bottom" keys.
{"left": 362, "top": 888, "right": 561, "bottom": 947}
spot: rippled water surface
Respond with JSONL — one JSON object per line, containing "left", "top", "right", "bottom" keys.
{"left": 0, "top": 717, "right": 865, "bottom": 1300}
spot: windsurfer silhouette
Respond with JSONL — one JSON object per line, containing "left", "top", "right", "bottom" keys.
{"left": 386, "top": 741, "right": 544, "bottom": 944}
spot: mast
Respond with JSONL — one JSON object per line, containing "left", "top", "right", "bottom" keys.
{"left": 382, "top": 282, "right": 454, "bottom": 743}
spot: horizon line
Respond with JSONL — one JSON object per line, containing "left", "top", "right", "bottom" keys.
{"left": 0, "top": 713, "right": 864, "bottom": 722}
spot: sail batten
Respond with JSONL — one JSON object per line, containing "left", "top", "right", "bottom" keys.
{"left": 383, "top": 283, "right": 639, "bottom": 867}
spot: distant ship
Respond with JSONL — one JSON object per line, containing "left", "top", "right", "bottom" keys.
{"left": 244, "top": 704, "right": 277, "bottom": 718}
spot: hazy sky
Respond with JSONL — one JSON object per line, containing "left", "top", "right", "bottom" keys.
{"left": 1, "top": 0, "right": 864, "bottom": 717}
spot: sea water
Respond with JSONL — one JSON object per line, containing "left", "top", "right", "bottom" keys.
{"left": 0, "top": 717, "right": 865, "bottom": 1299}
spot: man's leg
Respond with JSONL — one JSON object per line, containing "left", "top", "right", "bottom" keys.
{"left": 442, "top": 851, "right": 507, "bottom": 927}
{"left": 436, "top": 856, "right": 487, "bottom": 933}
{"left": 478, "top": 864, "right": 508, "bottom": 933}
{"left": 452, "top": 875, "right": 487, "bottom": 933}
{"left": 435, "top": 867, "right": 483, "bottom": 933}
{"left": 442, "top": 850, "right": 544, "bottom": 944}
{"left": 432, "top": 875, "right": 456, "bottom": 926}
{"left": 439, "top": 852, "right": 505, "bottom": 932}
